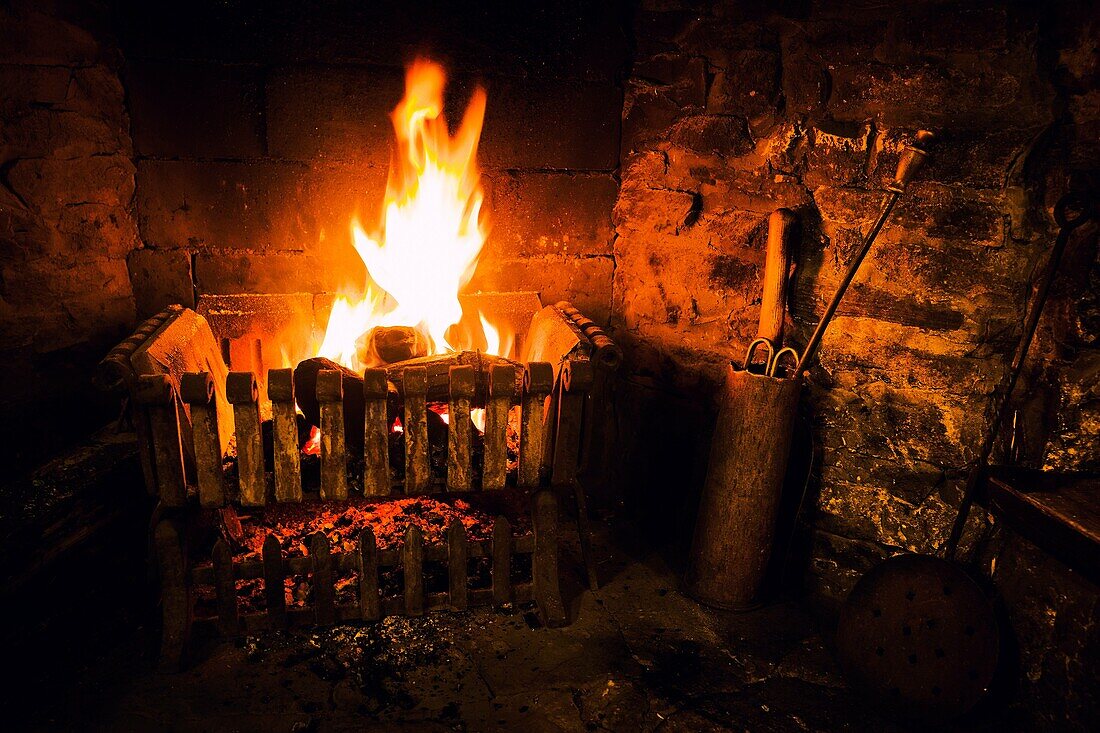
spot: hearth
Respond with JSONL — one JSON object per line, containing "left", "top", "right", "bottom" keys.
{"left": 4, "top": 0, "right": 1099, "bottom": 729}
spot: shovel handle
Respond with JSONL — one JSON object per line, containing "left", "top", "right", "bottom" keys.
{"left": 758, "top": 208, "right": 799, "bottom": 346}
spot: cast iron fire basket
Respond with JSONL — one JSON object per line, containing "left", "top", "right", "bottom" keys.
{"left": 100, "top": 302, "right": 618, "bottom": 670}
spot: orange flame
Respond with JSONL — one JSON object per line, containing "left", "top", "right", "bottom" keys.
{"left": 318, "top": 59, "right": 505, "bottom": 370}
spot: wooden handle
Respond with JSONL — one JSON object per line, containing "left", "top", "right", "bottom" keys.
{"left": 888, "top": 130, "right": 935, "bottom": 194}
{"left": 758, "top": 208, "right": 799, "bottom": 346}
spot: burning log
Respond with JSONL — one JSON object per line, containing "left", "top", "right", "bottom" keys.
{"left": 356, "top": 325, "right": 430, "bottom": 366}
{"left": 295, "top": 352, "right": 522, "bottom": 441}
{"left": 294, "top": 358, "right": 377, "bottom": 450}
{"left": 384, "top": 351, "right": 524, "bottom": 403}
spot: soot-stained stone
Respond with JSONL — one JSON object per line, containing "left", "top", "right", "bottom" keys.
{"left": 632, "top": 53, "right": 708, "bottom": 107}
{"left": 802, "top": 122, "right": 873, "bottom": 188}
{"left": 667, "top": 115, "right": 755, "bottom": 158}
{"left": 483, "top": 173, "right": 617, "bottom": 259}
{"left": 126, "top": 60, "right": 265, "bottom": 158}
{"left": 706, "top": 48, "right": 782, "bottom": 127}
{"left": 127, "top": 249, "right": 195, "bottom": 317}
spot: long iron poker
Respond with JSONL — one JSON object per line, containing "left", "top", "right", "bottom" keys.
{"left": 794, "top": 130, "right": 935, "bottom": 375}
{"left": 942, "top": 191, "right": 1094, "bottom": 560}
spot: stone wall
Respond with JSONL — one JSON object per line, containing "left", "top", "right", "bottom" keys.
{"left": 117, "top": 0, "right": 629, "bottom": 364}
{"left": 0, "top": 1, "right": 139, "bottom": 472}
{"left": 613, "top": 0, "right": 1098, "bottom": 725}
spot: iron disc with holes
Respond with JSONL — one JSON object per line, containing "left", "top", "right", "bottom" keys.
{"left": 836, "top": 553, "right": 999, "bottom": 721}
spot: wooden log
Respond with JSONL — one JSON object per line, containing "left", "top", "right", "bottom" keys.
{"left": 386, "top": 351, "right": 524, "bottom": 403}
{"left": 403, "top": 366, "right": 430, "bottom": 494}
{"left": 212, "top": 539, "right": 239, "bottom": 636}
{"left": 522, "top": 306, "right": 586, "bottom": 379}
{"left": 316, "top": 370, "right": 348, "bottom": 501}
{"left": 358, "top": 527, "right": 380, "bottom": 622}
{"left": 130, "top": 307, "right": 233, "bottom": 458}
{"left": 448, "top": 520, "right": 468, "bottom": 611}
{"left": 492, "top": 516, "right": 512, "bottom": 606}
{"left": 519, "top": 362, "right": 553, "bottom": 488}
{"left": 403, "top": 525, "right": 424, "bottom": 616}
{"left": 356, "top": 325, "right": 429, "bottom": 366}
{"left": 227, "top": 372, "right": 265, "bottom": 506}
{"left": 311, "top": 532, "right": 336, "bottom": 626}
{"left": 447, "top": 365, "right": 475, "bottom": 491}
{"left": 268, "top": 368, "right": 302, "bottom": 503}
{"left": 181, "top": 372, "right": 226, "bottom": 507}
{"left": 294, "top": 357, "right": 366, "bottom": 448}
{"left": 154, "top": 520, "right": 188, "bottom": 672}
{"left": 532, "top": 490, "right": 566, "bottom": 627}
{"left": 134, "top": 374, "right": 187, "bottom": 507}
{"left": 362, "top": 368, "right": 392, "bottom": 497}
{"left": 484, "top": 364, "right": 516, "bottom": 491}
{"left": 262, "top": 533, "right": 287, "bottom": 629}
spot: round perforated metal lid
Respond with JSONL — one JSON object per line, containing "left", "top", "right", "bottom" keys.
{"left": 836, "top": 553, "right": 999, "bottom": 721}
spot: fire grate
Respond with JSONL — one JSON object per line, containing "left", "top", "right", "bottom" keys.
{"left": 102, "top": 301, "right": 619, "bottom": 670}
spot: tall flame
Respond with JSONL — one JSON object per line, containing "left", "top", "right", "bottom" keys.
{"left": 318, "top": 60, "right": 495, "bottom": 369}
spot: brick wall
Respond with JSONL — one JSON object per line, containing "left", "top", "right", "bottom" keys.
{"left": 118, "top": 1, "right": 629, "bottom": 365}
{"left": 0, "top": 2, "right": 139, "bottom": 472}
{"left": 614, "top": 1, "right": 1098, "bottom": 725}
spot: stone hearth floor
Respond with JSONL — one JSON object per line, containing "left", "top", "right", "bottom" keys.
{"left": 35, "top": 522, "right": 996, "bottom": 732}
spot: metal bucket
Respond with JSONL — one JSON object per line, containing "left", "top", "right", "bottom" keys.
{"left": 685, "top": 363, "right": 801, "bottom": 610}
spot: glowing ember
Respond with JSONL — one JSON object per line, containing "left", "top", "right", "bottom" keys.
{"left": 302, "top": 425, "right": 321, "bottom": 456}
{"left": 318, "top": 59, "right": 508, "bottom": 370}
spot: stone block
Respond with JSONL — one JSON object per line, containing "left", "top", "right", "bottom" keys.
{"left": 873, "top": 126, "right": 1045, "bottom": 189}
{"left": 808, "top": 382, "right": 988, "bottom": 468}
{"left": 802, "top": 122, "right": 873, "bottom": 189}
{"left": 478, "top": 77, "right": 622, "bottom": 170}
{"left": 483, "top": 173, "right": 617, "bottom": 259}
{"left": 3, "top": 257, "right": 135, "bottom": 352}
{"left": 828, "top": 59, "right": 1053, "bottom": 130}
{"left": 621, "top": 81, "right": 689, "bottom": 155}
{"left": 268, "top": 66, "right": 621, "bottom": 170}
{"left": 810, "top": 316, "right": 1001, "bottom": 396}
{"left": 780, "top": 34, "right": 829, "bottom": 118}
{"left": 136, "top": 160, "right": 387, "bottom": 253}
{"left": 613, "top": 186, "right": 699, "bottom": 236}
{"left": 0, "top": 65, "right": 71, "bottom": 115}
{"left": 126, "top": 60, "right": 265, "bottom": 158}
{"left": 128, "top": 249, "right": 195, "bottom": 317}
{"left": 466, "top": 255, "right": 614, "bottom": 324}
{"left": 879, "top": 3, "right": 1010, "bottom": 61}
{"left": 706, "top": 48, "right": 782, "bottom": 128}
{"left": 667, "top": 115, "right": 754, "bottom": 158}
{"left": 3, "top": 108, "right": 125, "bottom": 159}
{"left": 7, "top": 156, "right": 135, "bottom": 218}
{"left": 194, "top": 251, "right": 357, "bottom": 296}
{"left": 884, "top": 182, "right": 1004, "bottom": 248}
{"left": 632, "top": 54, "right": 707, "bottom": 107}
{"left": 265, "top": 65, "right": 403, "bottom": 164}
{"left": 5, "top": 157, "right": 137, "bottom": 262}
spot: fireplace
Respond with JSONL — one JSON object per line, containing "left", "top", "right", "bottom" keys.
{"left": 3, "top": 0, "right": 1098, "bottom": 730}
{"left": 103, "top": 294, "right": 615, "bottom": 668}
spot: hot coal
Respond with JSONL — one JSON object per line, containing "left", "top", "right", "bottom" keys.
{"left": 194, "top": 495, "right": 532, "bottom": 616}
